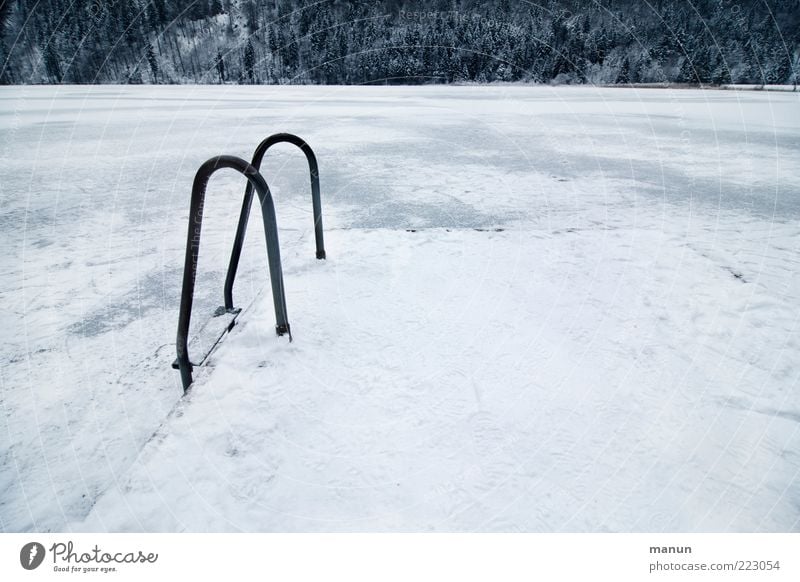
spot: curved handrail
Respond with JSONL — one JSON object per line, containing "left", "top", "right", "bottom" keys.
{"left": 176, "top": 155, "right": 290, "bottom": 391}
{"left": 224, "top": 133, "right": 324, "bottom": 311}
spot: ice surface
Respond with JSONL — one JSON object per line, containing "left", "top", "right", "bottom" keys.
{"left": 1, "top": 85, "right": 798, "bottom": 532}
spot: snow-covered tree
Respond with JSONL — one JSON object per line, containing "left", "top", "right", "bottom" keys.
{"left": 0, "top": 0, "right": 797, "bottom": 86}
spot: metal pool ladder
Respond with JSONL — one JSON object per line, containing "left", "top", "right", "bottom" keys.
{"left": 173, "top": 135, "right": 325, "bottom": 392}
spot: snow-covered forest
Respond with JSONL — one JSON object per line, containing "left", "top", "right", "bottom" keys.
{"left": 1, "top": 0, "right": 798, "bottom": 86}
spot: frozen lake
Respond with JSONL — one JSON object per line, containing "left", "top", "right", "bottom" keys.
{"left": 1, "top": 85, "right": 798, "bottom": 532}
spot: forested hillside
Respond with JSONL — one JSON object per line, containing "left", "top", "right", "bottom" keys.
{"left": 1, "top": 0, "right": 798, "bottom": 85}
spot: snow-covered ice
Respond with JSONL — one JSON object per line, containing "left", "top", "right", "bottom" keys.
{"left": 1, "top": 85, "right": 798, "bottom": 532}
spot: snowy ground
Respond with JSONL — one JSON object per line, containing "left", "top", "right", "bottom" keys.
{"left": 1, "top": 85, "right": 798, "bottom": 532}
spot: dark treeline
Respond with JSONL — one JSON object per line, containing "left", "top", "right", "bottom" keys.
{"left": 0, "top": 0, "right": 798, "bottom": 85}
